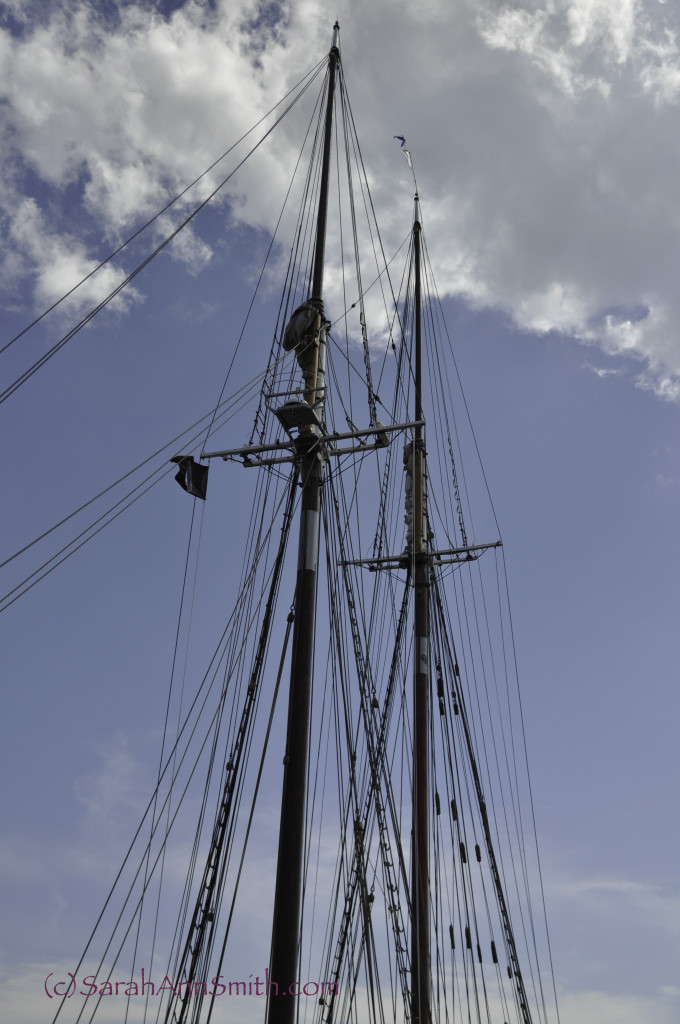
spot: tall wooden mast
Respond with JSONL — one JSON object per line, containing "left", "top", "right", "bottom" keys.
{"left": 410, "top": 202, "right": 431, "bottom": 1024}
{"left": 265, "top": 23, "right": 340, "bottom": 1024}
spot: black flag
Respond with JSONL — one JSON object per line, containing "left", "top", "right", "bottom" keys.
{"left": 171, "top": 456, "right": 209, "bottom": 500}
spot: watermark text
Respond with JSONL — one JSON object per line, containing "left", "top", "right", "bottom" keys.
{"left": 44, "top": 969, "right": 337, "bottom": 1000}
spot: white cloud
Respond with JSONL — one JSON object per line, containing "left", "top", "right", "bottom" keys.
{"left": 566, "top": 0, "right": 638, "bottom": 63}
{"left": 5, "top": 196, "right": 138, "bottom": 317}
{"left": 558, "top": 988, "right": 679, "bottom": 1024}
{"left": 2, "top": 0, "right": 680, "bottom": 398}
{"left": 74, "top": 731, "right": 148, "bottom": 820}
{"left": 552, "top": 873, "right": 680, "bottom": 936}
{"left": 164, "top": 222, "right": 213, "bottom": 273}
{"left": 582, "top": 360, "right": 623, "bottom": 378}
{"left": 70, "top": 730, "right": 162, "bottom": 882}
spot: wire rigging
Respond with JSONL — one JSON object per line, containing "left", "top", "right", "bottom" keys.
{"left": 0, "top": 62, "right": 327, "bottom": 408}
{"left": 42, "top": 37, "right": 561, "bottom": 1024}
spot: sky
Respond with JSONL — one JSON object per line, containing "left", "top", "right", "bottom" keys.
{"left": 1, "top": 1, "right": 680, "bottom": 1022}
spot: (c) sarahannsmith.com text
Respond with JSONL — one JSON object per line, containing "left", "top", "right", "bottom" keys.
{"left": 44, "top": 969, "right": 337, "bottom": 999}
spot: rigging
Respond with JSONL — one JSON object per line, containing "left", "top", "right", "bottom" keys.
{"left": 29, "top": 23, "right": 561, "bottom": 1024}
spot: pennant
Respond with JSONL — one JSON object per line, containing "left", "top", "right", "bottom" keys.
{"left": 394, "top": 135, "right": 413, "bottom": 169}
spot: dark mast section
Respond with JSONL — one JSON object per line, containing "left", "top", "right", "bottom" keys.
{"left": 265, "top": 22, "right": 340, "bottom": 1024}
{"left": 410, "top": 204, "right": 431, "bottom": 1024}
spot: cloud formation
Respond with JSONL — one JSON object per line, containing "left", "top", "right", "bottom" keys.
{"left": 2, "top": 0, "right": 680, "bottom": 397}
{"left": 558, "top": 989, "right": 680, "bottom": 1024}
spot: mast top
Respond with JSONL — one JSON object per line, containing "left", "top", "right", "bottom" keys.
{"left": 332, "top": 21, "right": 340, "bottom": 51}
{"left": 414, "top": 192, "right": 422, "bottom": 229}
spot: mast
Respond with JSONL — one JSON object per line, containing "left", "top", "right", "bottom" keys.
{"left": 410, "top": 200, "right": 431, "bottom": 1024}
{"left": 266, "top": 23, "right": 340, "bottom": 1024}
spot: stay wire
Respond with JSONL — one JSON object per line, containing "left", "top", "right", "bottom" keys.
{"left": 0, "top": 355, "right": 290, "bottom": 614}
{"left": 247, "top": 75, "right": 327, "bottom": 448}
{"left": 499, "top": 546, "right": 562, "bottom": 1024}
{"left": 143, "top": 509, "right": 207, "bottom": 1024}
{"left": 165, "top": 471, "right": 297, "bottom": 1024}
{"left": 0, "top": 58, "right": 327, "bottom": 359}
{"left": 424, "top": 219, "right": 558, "bottom": 1018}
{"left": 338, "top": 67, "right": 409, "bottom": 372}
{"left": 92, "top": 519, "right": 294, "bottom": 1024}
{"left": 0, "top": 61, "right": 326, "bottom": 407}
{"left": 435, "top": 576, "right": 538, "bottom": 1022}
{"left": 124, "top": 496, "right": 202, "bottom": 1024}
{"left": 319, "top": 483, "right": 399, "bottom": 1019}
{"left": 420, "top": 234, "right": 502, "bottom": 540}
{"left": 1, "top": 363, "right": 271, "bottom": 571}
{"left": 205, "top": 605, "right": 293, "bottom": 1023}
{"left": 413, "top": 220, "right": 553, "bottom": 1011}
{"left": 202, "top": 61, "right": 330, "bottom": 453}
{"left": 0, "top": 380, "right": 255, "bottom": 614}
{"left": 49, "top": 480, "right": 296, "bottom": 1024}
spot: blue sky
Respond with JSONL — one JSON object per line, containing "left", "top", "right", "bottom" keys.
{"left": 1, "top": 2, "right": 680, "bottom": 1022}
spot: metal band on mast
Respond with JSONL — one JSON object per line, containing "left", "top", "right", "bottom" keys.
{"left": 266, "top": 24, "right": 340, "bottom": 1024}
